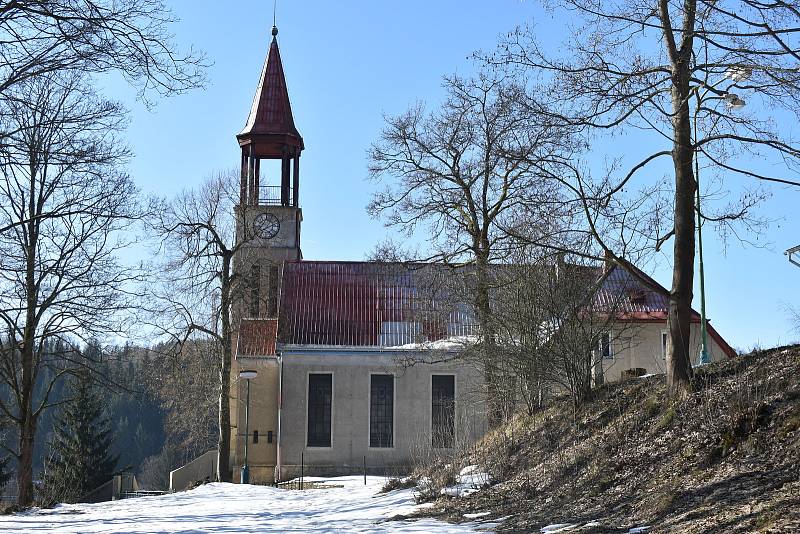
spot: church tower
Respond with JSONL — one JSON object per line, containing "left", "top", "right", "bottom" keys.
{"left": 230, "top": 24, "right": 301, "bottom": 484}
{"left": 235, "top": 24, "right": 303, "bottom": 319}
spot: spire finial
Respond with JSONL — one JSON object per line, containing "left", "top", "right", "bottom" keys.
{"left": 272, "top": 0, "right": 278, "bottom": 38}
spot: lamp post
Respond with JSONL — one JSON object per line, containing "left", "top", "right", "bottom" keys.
{"left": 692, "top": 66, "right": 750, "bottom": 366}
{"left": 239, "top": 369, "right": 258, "bottom": 484}
{"left": 787, "top": 245, "right": 800, "bottom": 268}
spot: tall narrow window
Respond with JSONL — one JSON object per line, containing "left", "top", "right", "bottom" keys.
{"left": 661, "top": 331, "right": 669, "bottom": 359}
{"left": 600, "top": 332, "right": 613, "bottom": 359}
{"left": 432, "top": 375, "right": 455, "bottom": 448}
{"left": 370, "top": 375, "right": 394, "bottom": 448}
{"left": 267, "top": 265, "right": 279, "bottom": 317}
{"left": 307, "top": 374, "right": 332, "bottom": 447}
{"left": 249, "top": 264, "right": 260, "bottom": 317}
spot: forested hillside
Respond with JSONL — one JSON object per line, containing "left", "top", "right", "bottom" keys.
{"left": 1, "top": 340, "right": 218, "bottom": 502}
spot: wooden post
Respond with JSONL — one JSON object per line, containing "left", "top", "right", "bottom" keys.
{"left": 248, "top": 146, "right": 257, "bottom": 206}
{"left": 240, "top": 149, "right": 248, "bottom": 205}
{"left": 254, "top": 158, "right": 261, "bottom": 204}
{"left": 281, "top": 148, "right": 290, "bottom": 206}
{"left": 292, "top": 154, "right": 300, "bottom": 208}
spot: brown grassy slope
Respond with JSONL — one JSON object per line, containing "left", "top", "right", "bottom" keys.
{"left": 416, "top": 346, "right": 800, "bottom": 533}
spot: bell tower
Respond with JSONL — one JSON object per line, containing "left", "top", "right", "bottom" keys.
{"left": 235, "top": 24, "right": 303, "bottom": 319}
{"left": 230, "top": 24, "right": 302, "bottom": 484}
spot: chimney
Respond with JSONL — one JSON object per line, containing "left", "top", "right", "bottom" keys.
{"left": 603, "top": 249, "right": 616, "bottom": 275}
{"left": 555, "top": 251, "right": 566, "bottom": 281}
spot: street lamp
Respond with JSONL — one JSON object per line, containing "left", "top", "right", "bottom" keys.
{"left": 692, "top": 67, "right": 750, "bottom": 366}
{"left": 787, "top": 245, "right": 800, "bottom": 268}
{"left": 239, "top": 369, "right": 258, "bottom": 484}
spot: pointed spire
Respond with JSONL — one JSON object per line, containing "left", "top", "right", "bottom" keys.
{"left": 237, "top": 26, "right": 303, "bottom": 154}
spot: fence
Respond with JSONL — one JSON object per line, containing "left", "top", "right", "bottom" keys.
{"left": 118, "top": 490, "right": 167, "bottom": 500}
{"left": 266, "top": 453, "right": 367, "bottom": 490}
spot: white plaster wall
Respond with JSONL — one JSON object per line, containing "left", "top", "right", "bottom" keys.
{"left": 277, "top": 351, "right": 487, "bottom": 479}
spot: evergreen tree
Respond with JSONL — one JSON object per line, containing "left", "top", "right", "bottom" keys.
{"left": 0, "top": 418, "right": 10, "bottom": 491}
{"left": 0, "top": 455, "right": 8, "bottom": 491}
{"left": 41, "top": 371, "right": 118, "bottom": 504}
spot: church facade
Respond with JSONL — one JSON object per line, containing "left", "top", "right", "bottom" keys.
{"left": 227, "top": 27, "right": 488, "bottom": 483}
{"left": 225, "top": 26, "right": 736, "bottom": 484}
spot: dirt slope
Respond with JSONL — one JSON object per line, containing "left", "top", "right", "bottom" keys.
{"left": 414, "top": 346, "right": 800, "bottom": 533}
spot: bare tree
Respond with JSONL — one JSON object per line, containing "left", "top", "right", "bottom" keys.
{"left": 144, "top": 340, "right": 218, "bottom": 463}
{"left": 0, "top": 72, "right": 140, "bottom": 506}
{"left": 0, "top": 0, "right": 205, "bottom": 103}
{"left": 494, "top": 250, "right": 634, "bottom": 412}
{"left": 148, "top": 172, "right": 257, "bottom": 483}
{"left": 491, "top": 0, "right": 800, "bottom": 395}
{"left": 368, "top": 73, "right": 575, "bottom": 424}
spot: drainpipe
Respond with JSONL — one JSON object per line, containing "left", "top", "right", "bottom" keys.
{"left": 276, "top": 352, "right": 283, "bottom": 482}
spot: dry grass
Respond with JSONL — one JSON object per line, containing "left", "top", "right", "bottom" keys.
{"left": 410, "top": 345, "right": 800, "bottom": 533}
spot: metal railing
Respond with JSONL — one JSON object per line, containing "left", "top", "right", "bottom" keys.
{"left": 257, "top": 185, "right": 293, "bottom": 206}
{"left": 119, "top": 490, "right": 167, "bottom": 500}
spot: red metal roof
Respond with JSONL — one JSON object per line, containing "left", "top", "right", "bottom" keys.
{"left": 237, "top": 318, "right": 278, "bottom": 356}
{"left": 593, "top": 263, "right": 676, "bottom": 321}
{"left": 229, "top": 259, "right": 735, "bottom": 359}
{"left": 597, "top": 260, "right": 736, "bottom": 358}
{"left": 278, "top": 261, "right": 477, "bottom": 346}
{"left": 237, "top": 30, "right": 303, "bottom": 149}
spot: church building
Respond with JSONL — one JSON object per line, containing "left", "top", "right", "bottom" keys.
{"left": 227, "top": 26, "right": 487, "bottom": 484}
{"left": 223, "top": 26, "right": 736, "bottom": 485}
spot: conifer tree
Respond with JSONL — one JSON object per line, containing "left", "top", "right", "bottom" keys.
{"left": 41, "top": 372, "right": 118, "bottom": 504}
{"left": 0, "top": 419, "right": 10, "bottom": 491}
{"left": 0, "top": 455, "right": 8, "bottom": 491}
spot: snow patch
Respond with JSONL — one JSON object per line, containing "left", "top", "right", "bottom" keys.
{"left": 387, "top": 335, "right": 478, "bottom": 350}
{"left": 441, "top": 465, "right": 490, "bottom": 497}
{"left": 541, "top": 524, "right": 579, "bottom": 533}
{"left": 0, "top": 476, "right": 483, "bottom": 533}
{"left": 463, "top": 511, "right": 491, "bottom": 519}
{"left": 540, "top": 522, "right": 604, "bottom": 533}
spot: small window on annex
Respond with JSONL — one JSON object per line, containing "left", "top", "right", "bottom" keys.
{"left": 431, "top": 375, "right": 455, "bottom": 448}
{"left": 600, "top": 332, "right": 613, "bottom": 360}
{"left": 369, "top": 374, "right": 394, "bottom": 448}
{"left": 307, "top": 374, "right": 332, "bottom": 447}
{"left": 661, "top": 331, "right": 669, "bottom": 359}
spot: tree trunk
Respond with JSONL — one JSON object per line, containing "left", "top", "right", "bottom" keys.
{"left": 667, "top": 51, "right": 696, "bottom": 396}
{"left": 474, "top": 250, "right": 504, "bottom": 426}
{"left": 18, "top": 178, "right": 39, "bottom": 506}
{"left": 216, "top": 257, "right": 233, "bottom": 482}
{"left": 16, "top": 404, "right": 36, "bottom": 506}
{"left": 217, "top": 361, "right": 232, "bottom": 482}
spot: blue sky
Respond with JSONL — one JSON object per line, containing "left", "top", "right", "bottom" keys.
{"left": 105, "top": 0, "right": 800, "bottom": 350}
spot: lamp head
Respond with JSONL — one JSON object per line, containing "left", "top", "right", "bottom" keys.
{"left": 725, "top": 65, "right": 753, "bottom": 82}
{"left": 724, "top": 93, "right": 747, "bottom": 109}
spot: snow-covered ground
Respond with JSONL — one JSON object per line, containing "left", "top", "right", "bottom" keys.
{"left": 0, "top": 476, "right": 498, "bottom": 533}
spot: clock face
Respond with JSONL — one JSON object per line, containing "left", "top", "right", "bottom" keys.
{"left": 253, "top": 212, "right": 280, "bottom": 239}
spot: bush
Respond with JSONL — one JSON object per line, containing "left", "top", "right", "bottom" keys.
{"left": 380, "top": 477, "right": 417, "bottom": 494}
